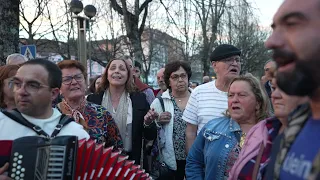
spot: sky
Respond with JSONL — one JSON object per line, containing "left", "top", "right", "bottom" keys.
{"left": 250, "top": 0, "right": 283, "bottom": 26}
{"left": 20, "top": 0, "right": 284, "bottom": 41}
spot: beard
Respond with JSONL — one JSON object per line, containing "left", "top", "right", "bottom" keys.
{"left": 274, "top": 49, "right": 319, "bottom": 97}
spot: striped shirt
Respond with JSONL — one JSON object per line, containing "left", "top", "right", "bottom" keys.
{"left": 182, "top": 80, "right": 228, "bottom": 134}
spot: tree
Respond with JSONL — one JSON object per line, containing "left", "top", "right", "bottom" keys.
{"left": 222, "top": 0, "right": 270, "bottom": 76}
{"left": 109, "top": 0, "right": 153, "bottom": 65}
{"left": 195, "top": 0, "right": 228, "bottom": 75}
{"left": 20, "top": 0, "right": 49, "bottom": 44}
{"left": 0, "top": 0, "right": 19, "bottom": 64}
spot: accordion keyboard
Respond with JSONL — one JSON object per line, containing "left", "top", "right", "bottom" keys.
{"left": 35, "top": 146, "right": 66, "bottom": 180}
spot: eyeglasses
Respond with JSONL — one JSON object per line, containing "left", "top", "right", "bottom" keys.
{"left": 62, "top": 73, "right": 84, "bottom": 85}
{"left": 219, "top": 56, "right": 241, "bottom": 64}
{"left": 10, "top": 79, "right": 50, "bottom": 93}
{"left": 170, "top": 73, "right": 187, "bottom": 81}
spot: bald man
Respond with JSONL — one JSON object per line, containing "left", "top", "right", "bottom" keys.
{"left": 6, "top": 54, "right": 28, "bottom": 65}
{"left": 202, "top": 76, "right": 210, "bottom": 84}
{"left": 263, "top": 60, "right": 276, "bottom": 98}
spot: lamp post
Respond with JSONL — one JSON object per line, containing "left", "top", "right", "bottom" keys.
{"left": 70, "top": 0, "right": 96, "bottom": 77}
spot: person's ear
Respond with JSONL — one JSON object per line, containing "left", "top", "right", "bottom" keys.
{"left": 212, "top": 61, "right": 217, "bottom": 71}
{"left": 51, "top": 88, "right": 60, "bottom": 102}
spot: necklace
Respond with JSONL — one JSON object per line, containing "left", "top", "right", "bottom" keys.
{"left": 239, "top": 132, "right": 247, "bottom": 148}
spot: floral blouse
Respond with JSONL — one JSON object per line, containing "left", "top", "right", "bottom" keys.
{"left": 170, "top": 93, "right": 187, "bottom": 160}
{"left": 57, "top": 101, "right": 123, "bottom": 149}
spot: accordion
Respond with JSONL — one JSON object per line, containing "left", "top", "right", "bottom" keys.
{"left": 1, "top": 136, "right": 150, "bottom": 180}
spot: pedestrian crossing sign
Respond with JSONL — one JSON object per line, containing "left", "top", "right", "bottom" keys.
{"left": 20, "top": 45, "right": 36, "bottom": 60}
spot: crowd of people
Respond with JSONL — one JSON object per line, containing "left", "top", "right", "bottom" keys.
{"left": 0, "top": 0, "right": 320, "bottom": 179}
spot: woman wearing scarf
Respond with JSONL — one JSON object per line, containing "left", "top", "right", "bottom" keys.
{"left": 56, "top": 60, "right": 123, "bottom": 149}
{"left": 87, "top": 58, "right": 157, "bottom": 165}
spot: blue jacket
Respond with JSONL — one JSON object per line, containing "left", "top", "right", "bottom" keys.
{"left": 186, "top": 116, "right": 241, "bottom": 180}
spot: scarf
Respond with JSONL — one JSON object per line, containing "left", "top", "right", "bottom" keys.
{"left": 102, "top": 89, "right": 131, "bottom": 152}
{"left": 58, "top": 98, "right": 88, "bottom": 130}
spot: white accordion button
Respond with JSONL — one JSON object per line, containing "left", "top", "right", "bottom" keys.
{"left": 14, "top": 152, "right": 19, "bottom": 157}
{"left": 20, "top": 173, "right": 25, "bottom": 177}
{"left": 13, "top": 157, "right": 18, "bottom": 162}
{"left": 13, "top": 163, "right": 17, "bottom": 167}
{"left": 18, "top": 155, "right": 23, "bottom": 159}
{"left": 17, "top": 166, "right": 21, "bottom": 169}
{"left": 12, "top": 168, "right": 16, "bottom": 172}
{"left": 11, "top": 174, "right": 15, "bottom": 178}
{"left": 17, "top": 160, "right": 22, "bottom": 164}
{"left": 21, "top": 168, "right": 25, "bottom": 172}
{"left": 16, "top": 171, "right": 20, "bottom": 175}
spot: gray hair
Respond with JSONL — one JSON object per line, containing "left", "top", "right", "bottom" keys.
{"left": 6, "top": 53, "right": 28, "bottom": 64}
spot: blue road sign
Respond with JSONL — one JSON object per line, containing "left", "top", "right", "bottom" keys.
{"left": 20, "top": 45, "right": 36, "bottom": 59}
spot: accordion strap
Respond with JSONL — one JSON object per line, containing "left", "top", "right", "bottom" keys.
{"left": 2, "top": 109, "right": 73, "bottom": 138}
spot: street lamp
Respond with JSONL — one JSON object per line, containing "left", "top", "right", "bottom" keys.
{"left": 70, "top": 0, "right": 96, "bottom": 77}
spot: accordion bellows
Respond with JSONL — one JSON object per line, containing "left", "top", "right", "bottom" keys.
{"left": 3, "top": 136, "right": 150, "bottom": 180}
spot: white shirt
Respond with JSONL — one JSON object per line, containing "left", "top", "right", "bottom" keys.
{"left": 0, "top": 108, "right": 90, "bottom": 140}
{"left": 182, "top": 80, "right": 228, "bottom": 134}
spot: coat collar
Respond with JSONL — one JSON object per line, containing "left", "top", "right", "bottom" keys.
{"left": 161, "top": 88, "right": 193, "bottom": 99}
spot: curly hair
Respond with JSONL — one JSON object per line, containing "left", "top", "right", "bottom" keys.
{"left": 97, "top": 59, "right": 135, "bottom": 93}
{"left": 0, "top": 65, "right": 20, "bottom": 108}
{"left": 164, "top": 61, "right": 192, "bottom": 89}
{"left": 226, "top": 73, "right": 271, "bottom": 122}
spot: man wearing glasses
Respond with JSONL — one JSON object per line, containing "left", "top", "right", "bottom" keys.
{"left": 0, "top": 59, "right": 89, "bottom": 141}
{"left": 262, "top": 60, "right": 277, "bottom": 98}
{"left": 184, "top": 44, "right": 242, "bottom": 154}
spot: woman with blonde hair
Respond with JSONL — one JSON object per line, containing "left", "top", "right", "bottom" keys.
{"left": 229, "top": 71, "right": 309, "bottom": 180}
{"left": 186, "top": 73, "right": 270, "bottom": 179}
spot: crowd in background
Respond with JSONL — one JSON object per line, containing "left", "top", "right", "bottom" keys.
{"left": 0, "top": 0, "right": 320, "bottom": 179}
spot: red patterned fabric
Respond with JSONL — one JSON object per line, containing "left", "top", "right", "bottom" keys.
{"left": 57, "top": 101, "right": 123, "bottom": 149}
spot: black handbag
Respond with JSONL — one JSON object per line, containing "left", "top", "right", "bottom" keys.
{"left": 150, "top": 97, "right": 175, "bottom": 179}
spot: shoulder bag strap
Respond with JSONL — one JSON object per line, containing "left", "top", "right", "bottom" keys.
{"left": 157, "top": 97, "right": 165, "bottom": 112}
{"left": 156, "top": 97, "right": 165, "bottom": 163}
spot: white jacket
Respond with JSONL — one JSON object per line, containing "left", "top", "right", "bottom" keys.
{"left": 150, "top": 89, "right": 192, "bottom": 170}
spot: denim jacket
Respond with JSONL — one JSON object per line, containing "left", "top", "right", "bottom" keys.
{"left": 186, "top": 116, "right": 241, "bottom": 180}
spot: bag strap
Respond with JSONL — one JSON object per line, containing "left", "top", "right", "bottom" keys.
{"left": 157, "top": 97, "right": 165, "bottom": 112}
{"left": 252, "top": 142, "right": 265, "bottom": 179}
{"left": 156, "top": 97, "right": 165, "bottom": 163}
{"left": 2, "top": 109, "right": 73, "bottom": 138}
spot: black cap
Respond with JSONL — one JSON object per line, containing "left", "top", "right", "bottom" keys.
{"left": 210, "top": 44, "right": 241, "bottom": 62}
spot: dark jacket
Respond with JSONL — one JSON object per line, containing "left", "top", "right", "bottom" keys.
{"left": 86, "top": 91, "right": 157, "bottom": 165}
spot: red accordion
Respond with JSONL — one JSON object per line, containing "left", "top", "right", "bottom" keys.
{"left": 1, "top": 136, "right": 150, "bottom": 180}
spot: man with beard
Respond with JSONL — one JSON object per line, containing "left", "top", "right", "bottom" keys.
{"left": 183, "top": 44, "right": 241, "bottom": 154}
{"left": 263, "top": 60, "right": 277, "bottom": 98}
{"left": 265, "top": 0, "right": 320, "bottom": 179}
{"left": 154, "top": 68, "right": 167, "bottom": 97}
